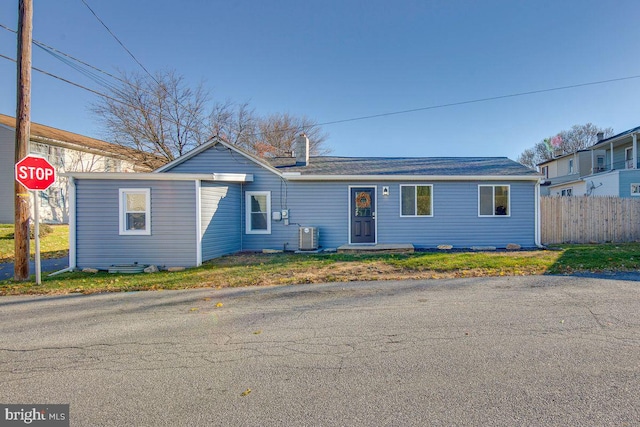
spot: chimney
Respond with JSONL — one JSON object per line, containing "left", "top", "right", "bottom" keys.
{"left": 597, "top": 132, "right": 604, "bottom": 142}
{"left": 295, "top": 133, "right": 309, "bottom": 166}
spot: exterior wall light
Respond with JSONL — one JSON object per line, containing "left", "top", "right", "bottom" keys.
{"left": 382, "top": 186, "right": 390, "bottom": 196}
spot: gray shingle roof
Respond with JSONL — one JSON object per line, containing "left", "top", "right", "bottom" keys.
{"left": 267, "top": 156, "right": 539, "bottom": 176}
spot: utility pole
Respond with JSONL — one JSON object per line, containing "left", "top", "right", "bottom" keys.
{"left": 14, "top": 0, "right": 33, "bottom": 281}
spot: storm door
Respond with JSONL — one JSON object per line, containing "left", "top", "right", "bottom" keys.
{"left": 350, "top": 187, "right": 376, "bottom": 244}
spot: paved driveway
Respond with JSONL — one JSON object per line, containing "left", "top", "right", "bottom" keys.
{"left": 0, "top": 256, "right": 68, "bottom": 281}
{"left": 1, "top": 275, "right": 639, "bottom": 426}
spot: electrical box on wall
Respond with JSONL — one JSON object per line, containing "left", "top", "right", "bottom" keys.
{"left": 281, "top": 209, "right": 289, "bottom": 219}
{"left": 272, "top": 211, "right": 282, "bottom": 221}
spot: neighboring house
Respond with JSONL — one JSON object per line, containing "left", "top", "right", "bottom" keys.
{"left": 66, "top": 135, "right": 542, "bottom": 270}
{"left": 0, "top": 114, "right": 159, "bottom": 224}
{"left": 538, "top": 125, "right": 640, "bottom": 197}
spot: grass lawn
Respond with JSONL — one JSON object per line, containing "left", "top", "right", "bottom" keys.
{"left": 1, "top": 242, "right": 639, "bottom": 296}
{"left": 0, "top": 224, "right": 69, "bottom": 263}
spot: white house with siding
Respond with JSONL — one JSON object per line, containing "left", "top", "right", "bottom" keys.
{"left": 67, "top": 134, "right": 542, "bottom": 270}
{"left": 538, "top": 125, "right": 640, "bottom": 197}
{"left": 0, "top": 114, "right": 159, "bottom": 224}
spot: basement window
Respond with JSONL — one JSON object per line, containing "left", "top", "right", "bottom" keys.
{"left": 119, "top": 188, "right": 151, "bottom": 235}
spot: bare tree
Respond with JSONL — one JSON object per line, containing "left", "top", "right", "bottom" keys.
{"left": 92, "top": 70, "right": 210, "bottom": 167}
{"left": 517, "top": 123, "right": 614, "bottom": 169}
{"left": 209, "top": 108, "right": 331, "bottom": 158}
{"left": 254, "top": 113, "right": 330, "bottom": 157}
{"left": 94, "top": 69, "right": 331, "bottom": 165}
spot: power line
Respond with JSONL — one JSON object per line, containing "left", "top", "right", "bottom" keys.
{"left": 317, "top": 74, "right": 640, "bottom": 127}
{"left": 0, "top": 52, "right": 122, "bottom": 103}
{"left": 3, "top": 20, "right": 640, "bottom": 140}
{"left": 79, "top": 0, "right": 156, "bottom": 82}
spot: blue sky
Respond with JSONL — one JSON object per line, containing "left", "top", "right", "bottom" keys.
{"left": 1, "top": 0, "right": 639, "bottom": 161}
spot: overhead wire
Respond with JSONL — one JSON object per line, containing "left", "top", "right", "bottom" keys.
{"left": 2, "top": 19, "right": 640, "bottom": 140}
{"left": 79, "top": 0, "right": 157, "bottom": 84}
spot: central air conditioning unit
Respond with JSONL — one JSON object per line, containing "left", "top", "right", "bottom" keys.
{"left": 298, "top": 226, "right": 319, "bottom": 251}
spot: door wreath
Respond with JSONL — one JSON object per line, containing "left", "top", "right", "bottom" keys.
{"left": 355, "top": 192, "right": 371, "bottom": 209}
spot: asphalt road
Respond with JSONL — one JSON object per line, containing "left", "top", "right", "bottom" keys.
{"left": 1, "top": 275, "right": 639, "bottom": 426}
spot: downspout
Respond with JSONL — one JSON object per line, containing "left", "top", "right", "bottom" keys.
{"left": 195, "top": 180, "right": 202, "bottom": 266}
{"left": 51, "top": 176, "right": 76, "bottom": 276}
{"left": 535, "top": 179, "right": 544, "bottom": 248}
{"left": 240, "top": 182, "right": 243, "bottom": 251}
{"left": 68, "top": 176, "right": 76, "bottom": 269}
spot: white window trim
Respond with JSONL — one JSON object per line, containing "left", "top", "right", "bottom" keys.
{"left": 399, "top": 184, "right": 434, "bottom": 217}
{"left": 568, "top": 159, "right": 574, "bottom": 174}
{"left": 119, "top": 188, "right": 151, "bottom": 235}
{"left": 631, "top": 183, "right": 640, "bottom": 196}
{"left": 245, "top": 191, "right": 271, "bottom": 234}
{"left": 478, "top": 185, "right": 511, "bottom": 217}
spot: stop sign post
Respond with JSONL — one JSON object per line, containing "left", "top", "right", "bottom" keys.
{"left": 15, "top": 155, "right": 57, "bottom": 285}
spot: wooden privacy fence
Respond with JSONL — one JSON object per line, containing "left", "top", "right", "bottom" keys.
{"left": 541, "top": 196, "right": 640, "bottom": 244}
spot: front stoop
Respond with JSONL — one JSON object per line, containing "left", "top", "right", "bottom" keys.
{"left": 337, "top": 243, "right": 415, "bottom": 254}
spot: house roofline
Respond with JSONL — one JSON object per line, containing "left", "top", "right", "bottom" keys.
{"left": 63, "top": 172, "right": 253, "bottom": 182}
{"left": 281, "top": 174, "right": 541, "bottom": 182}
{"left": 590, "top": 127, "right": 640, "bottom": 149}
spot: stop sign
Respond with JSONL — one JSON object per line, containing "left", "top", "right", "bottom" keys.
{"left": 15, "top": 155, "right": 57, "bottom": 191}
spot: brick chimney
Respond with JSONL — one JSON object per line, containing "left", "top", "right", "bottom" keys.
{"left": 295, "top": 133, "right": 309, "bottom": 166}
{"left": 597, "top": 132, "right": 604, "bottom": 142}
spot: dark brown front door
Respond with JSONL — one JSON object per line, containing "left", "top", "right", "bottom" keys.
{"left": 351, "top": 187, "right": 375, "bottom": 244}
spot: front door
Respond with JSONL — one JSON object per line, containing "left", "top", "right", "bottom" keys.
{"left": 350, "top": 187, "right": 376, "bottom": 244}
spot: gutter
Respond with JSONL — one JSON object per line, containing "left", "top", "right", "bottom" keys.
{"left": 281, "top": 173, "right": 541, "bottom": 182}
{"left": 63, "top": 172, "right": 254, "bottom": 182}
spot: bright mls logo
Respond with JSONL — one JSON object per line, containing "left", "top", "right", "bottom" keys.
{"left": 1, "top": 404, "right": 69, "bottom": 426}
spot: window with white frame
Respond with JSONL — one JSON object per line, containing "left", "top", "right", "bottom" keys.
{"left": 631, "top": 184, "right": 640, "bottom": 196}
{"left": 246, "top": 191, "right": 271, "bottom": 234}
{"left": 561, "top": 188, "right": 573, "bottom": 196}
{"left": 400, "top": 185, "right": 433, "bottom": 216}
{"left": 568, "top": 159, "right": 574, "bottom": 174}
{"left": 478, "top": 185, "right": 510, "bottom": 216}
{"left": 541, "top": 166, "right": 548, "bottom": 178}
{"left": 119, "top": 188, "right": 151, "bottom": 235}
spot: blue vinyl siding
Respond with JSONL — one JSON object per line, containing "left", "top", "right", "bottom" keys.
{"left": 75, "top": 179, "right": 197, "bottom": 269}
{"left": 282, "top": 181, "right": 536, "bottom": 249}
{"left": 165, "top": 146, "right": 537, "bottom": 250}
{"left": 618, "top": 170, "right": 640, "bottom": 197}
{"left": 200, "top": 182, "right": 242, "bottom": 260}
{"left": 376, "top": 182, "right": 535, "bottom": 248}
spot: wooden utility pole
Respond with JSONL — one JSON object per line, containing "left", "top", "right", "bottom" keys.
{"left": 14, "top": 0, "right": 33, "bottom": 281}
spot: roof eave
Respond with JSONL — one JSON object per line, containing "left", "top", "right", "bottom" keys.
{"left": 281, "top": 174, "right": 541, "bottom": 181}
{"left": 64, "top": 172, "right": 253, "bottom": 182}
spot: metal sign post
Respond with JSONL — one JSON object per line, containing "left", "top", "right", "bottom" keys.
{"left": 33, "top": 191, "right": 40, "bottom": 285}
